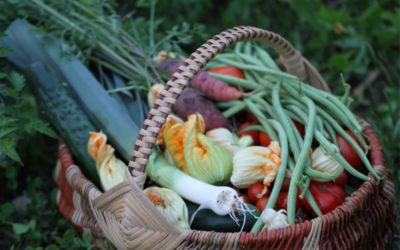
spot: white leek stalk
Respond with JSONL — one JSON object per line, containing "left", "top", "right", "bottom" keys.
{"left": 206, "top": 128, "right": 253, "bottom": 155}
{"left": 311, "top": 146, "right": 344, "bottom": 181}
{"left": 230, "top": 142, "right": 281, "bottom": 188}
{"left": 261, "top": 208, "right": 289, "bottom": 231}
{"left": 87, "top": 132, "right": 125, "bottom": 191}
{"left": 144, "top": 186, "right": 190, "bottom": 229}
{"left": 146, "top": 150, "right": 248, "bottom": 218}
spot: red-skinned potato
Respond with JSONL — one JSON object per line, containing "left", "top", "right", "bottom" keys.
{"left": 247, "top": 182, "right": 269, "bottom": 204}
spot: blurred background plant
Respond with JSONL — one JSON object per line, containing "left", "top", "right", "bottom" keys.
{"left": 0, "top": 0, "right": 398, "bottom": 248}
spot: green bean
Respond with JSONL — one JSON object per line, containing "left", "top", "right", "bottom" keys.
{"left": 316, "top": 107, "right": 380, "bottom": 180}
{"left": 209, "top": 72, "right": 259, "bottom": 90}
{"left": 254, "top": 45, "right": 280, "bottom": 70}
{"left": 244, "top": 42, "right": 252, "bottom": 55}
{"left": 236, "top": 52, "right": 266, "bottom": 67}
{"left": 214, "top": 57, "right": 277, "bottom": 73}
{"left": 299, "top": 176, "right": 311, "bottom": 198}
{"left": 287, "top": 95, "right": 317, "bottom": 224}
{"left": 216, "top": 100, "right": 243, "bottom": 109}
{"left": 222, "top": 102, "right": 246, "bottom": 118}
{"left": 234, "top": 42, "right": 244, "bottom": 54}
{"left": 323, "top": 120, "right": 338, "bottom": 146}
{"left": 288, "top": 104, "right": 370, "bottom": 181}
{"left": 244, "top": 99, "right": 278, "bottom": 140}
{"left": 251, "top": 119, "right": 288, "bottom": 232}
{"left": 304, "top": 189, "right": 323, "bottom": 217}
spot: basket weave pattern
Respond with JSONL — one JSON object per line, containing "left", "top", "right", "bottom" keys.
{"left": 55, "top": 26, "right": 396, "bottom": 249}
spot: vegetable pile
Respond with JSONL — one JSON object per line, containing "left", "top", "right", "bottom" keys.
{"left": 0, "top": 5, "right": 378, "bottom": 234}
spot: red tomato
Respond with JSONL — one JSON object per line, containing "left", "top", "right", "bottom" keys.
{"left": 300, "top": 181, "right": 345, "bottom": 216}
{"left": 238, "top": 122, "right": 259, "bottom": 145}
{"left": 336, "top": 130, "right": 363, "bottom": 170}
{"left": 245, "top": 113, "right": 259, "bottom": 124}
{"left": 247, "top": 182, "right": 268, "bottom": 204}
{"left": 293, "top": 120, "right": 305, "bottom": 137}
{"left": 275, "top": 192, "right": 300, "bottom": 211}
{"left": 241, "top": 195, "right": 251, "bottom": 204}
{"left": 333, "top": 170, "right": 348, "bottom": 187}
{"left": 208, "top": 66, "right": 245, "bottom": 79}
{"left": 259, "top": 132, "right": 272, "bottom": 147}
{"left": 256, "top": 196, "right": 269, "bottom": 211}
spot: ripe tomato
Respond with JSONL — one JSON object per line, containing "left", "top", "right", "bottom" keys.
{"left": 259, "top": 131, "right": 272, "bottom": 147}
{"left": 241, "top": 195, "right": 251, "bottom": 204}
{"left": 333, "top": 170, "right": 348, "bottom": 187}
{"left": 293, "top": 119, "right": 305, "bottom": 137}
{"left": 208, "top": 66, "right": 245, "bottom": 79}
{"left": 245, "top": 113, "right": 259, "bottom": 124}
{"left": 256, "top": 196, "right": 269, "bottom": 211}
{"left": 300, "top": 181, "right": 345, "bottom": 216}
{"left": 336, "top": 130, "right": 363, "bottom": 170}
{"left": 238, "top": 122, "right": 259, "bottom": 145}
{"left": 247, "top": 182, "right": 268, "bottom": 204}
{"left": 275, "top": 192, "right": 300, "bottom": 211}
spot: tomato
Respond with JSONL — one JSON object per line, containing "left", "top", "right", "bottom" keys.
{"left": 275, "top": 192, "right": 300, "bottom": 211}
{"left": 256, "top": 196, "right": 269, "bottom": 211}
{"left": 245, "top": 113, "right": 259, "bottom": 124}
{"left": 208, "top": 66, "right": 245, "bottom": 79}
{"left": 241, "top": 195, "right": 251, "bottom": 204}
{"left": 333, "top": 170, "right": 348, "bottom": 187}
{"left": 300, "top": 181, "right": 345, "bottom": 216}
{"left": 238, "top": 122, "right": 259, "bottom": 145}
{"left": 259, "top": 131, "right": 272, "bottom": 147}
{"left": 293, "top": 120, "right": 305, "bottom": 137}
{"left": 247, "top": 182, "right": 268, "bottom": 203}
{"left": 336, "top": 130, "right": 363, "bottom": 170}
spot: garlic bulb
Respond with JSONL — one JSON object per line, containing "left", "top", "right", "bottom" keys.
{"left": 311, "top": 146, "right": 344, "bottom": 181}
{"left": 144, "top": 187, "right": 190, "bottom": 229}
{"left": 230, "top": 142, "right": 281, "bottom": 188}
{"left": 206, "top": 128, "right": 253, "bottom": 155}
{"left": 147, "top": 83, "right": 164, "bottom": 108}
{"left": 261, "top": 208, "right": 289, "bottom": 231}
{"left": 88, "top": 132, "right": 126, "bottom": 191}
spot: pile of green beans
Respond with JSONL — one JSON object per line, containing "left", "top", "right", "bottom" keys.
{"left": 207, "top": 42, "right": 380, "bottom": 231}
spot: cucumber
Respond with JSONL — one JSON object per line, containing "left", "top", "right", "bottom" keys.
{"left": 186, "top": 201, "right": 260, "bottom": 232}
{"left": 29, "top": 62, "right": 100, "bottom": 186}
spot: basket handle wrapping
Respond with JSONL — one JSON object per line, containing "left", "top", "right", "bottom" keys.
{"left": 128, "top": 26, "right": 329, "bottom": 187}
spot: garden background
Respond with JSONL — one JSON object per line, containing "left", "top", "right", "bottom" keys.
{"left": 0, "top": 0, "right": 398, "bottom": 249}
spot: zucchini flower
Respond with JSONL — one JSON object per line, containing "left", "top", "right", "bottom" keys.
{"left": 206, "top": 128, "right": 253, "bottom": 155}
{"left": 163, "top": 113, "right": 233, "bottom": 184}
{"left": 88, "top": 132, "right": 126, "bottom": 191}
{"left": 311, "top": 146, "right": 344, "bottom": 181}
{"left": 261, "top": 208, "right": 289, "bottom": 231}
{"left": 144, "top": 186, "right": 190, "bottom": 230}
{"left": 231, "top": 142, "right": 281, "bottom": 188}
{"left": 147, "top": 83, "right": 164, "bottom": 108}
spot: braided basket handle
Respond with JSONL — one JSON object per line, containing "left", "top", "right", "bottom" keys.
{"left": 128, "top": 26, "right": 329, "bottom": 187}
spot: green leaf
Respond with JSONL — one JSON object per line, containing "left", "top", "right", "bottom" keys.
{"left": 12, "top": 221, "right": 33, "bottom": 235}
{"left": 0, "top": 127, "right": 18, "bottom": 139}
{"left": 28, "top": 119, "right": 57, "bottom": 138}
{"left": 0, "top": 139, "right": 22, "bottom": 165}
{"left": 0, "top": 203, "right": 14, "bottom": 221}
{"left": 45, "top": 245, "right": 59, "bottom": 250}
{"left": 0, "top": 72, "right": 7, "bottom": 80}
{"left": 0, "top": 46, "right": 11, "bottom": 57}
{"left": 82, "top": 231, "right": 92, "bottom": 244}
{"left": 8, "top": 71, "right": 25, "bottom": 92}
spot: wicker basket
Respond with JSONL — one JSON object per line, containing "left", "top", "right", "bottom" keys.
{"left": 55, "top": 26, "right": 396, "bottom": 249}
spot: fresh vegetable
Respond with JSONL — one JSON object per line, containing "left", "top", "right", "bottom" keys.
{"left": 159, "top": 60, "right": 242, "bottom": 101}
{"left": 300, "top": 181, "right": 345, "bottom": 216}
{"left": 334, "top": 171, "right": 348, "bottom": 187}
{"left": 146, "top": 150, "right": 248, "bottom": 218}
{"left": 261, "top": 208, "right": 289, "bottom": 231}
{"left": 255, "top": 192, "right": 300, "bottom": 211}
{"left": 230, "top": 142, "right": 281, "bottom": 188}
{"left": 186, "top": 201, "right": 260, "bottom": 232}
{"left": 172, "top": 88, "right": 228, "bottom": 130}
{"left": 245, "top": 113, "right": 259, "bottom": 124}
{"left": 336, "top": 130, "right": 363, "bottom": 170}
{"left": 310, "top": 146, "right": 344, "bottom": 182}
{"left": 247, "top": 182, "right": 269, "bottom": 204}
{"left": 87, "top": 132, "right": 126, "bottom": 191}
{"left": 206, "top": 128, "right": 252, "bottom": 155}
{"left": 256, "top": 196, "right": 269, "bottom": 212}
{"left": 163, "top": 113, "right": 233, "bottom": 184}
{"left": 207, "top": 66, "right": 245, "bottom": 79}
{"left": 238, "top": 122, "right": 259, "bottom": 145}
{"left": 144, "top": 187, "right": 190, "bottom": 229}
{"left": 259, "top": 131, "right": 272, "bottom": 147}
{"left": 148, "top": 83, "right": 165, "bottom": 108}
